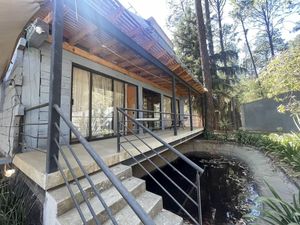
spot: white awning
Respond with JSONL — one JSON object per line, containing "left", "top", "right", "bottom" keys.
{"left": 0, "top": 0, "right": 42, "bottom": 79}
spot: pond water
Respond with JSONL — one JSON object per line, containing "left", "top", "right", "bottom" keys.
{"left": 141, "top": 154, "right": 260, "bottom": 225}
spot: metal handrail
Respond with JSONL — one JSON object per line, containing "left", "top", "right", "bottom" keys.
{"left": 53, "top": 104, "right": 155, "bottom": 225}
{"left": 122, "top": 107, "right": 201, "bottom": 117}
{"left": 118, "top": 108, "right": 204, "bottom": 174}
{"left": 24, "top": 102, "right": 49, "bottom": 112}
{"left": 117, "top": 107, "right": 204, "bottom": 224}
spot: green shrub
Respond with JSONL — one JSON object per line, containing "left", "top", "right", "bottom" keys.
{"left": 255, "top": 183, "right": 300, "bottom": 224}
{"left": 0, "top": 174, "right": 38, "bottom": 225}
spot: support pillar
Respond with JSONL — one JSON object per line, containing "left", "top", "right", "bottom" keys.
{"left": 172, "top": 77, "right": 177, "bottom": 136}
{"left": 188, "top": 89, "right": 193, "bottom": 131}
{"left": 46, "top": 0, "right": 64, "bottom": 173}
{"left": 160, "top": 94, "right": 165, "bottom": 130}
{"left": 138, "top": 84, "right": 144, "bottom": 135}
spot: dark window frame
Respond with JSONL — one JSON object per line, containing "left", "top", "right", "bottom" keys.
{"left": 70, "top": 63, "right": 138, "bottom": 143}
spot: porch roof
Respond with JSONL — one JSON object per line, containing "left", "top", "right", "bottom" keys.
{"left": 35, "top": 0, "right": 205, "bottom": 96}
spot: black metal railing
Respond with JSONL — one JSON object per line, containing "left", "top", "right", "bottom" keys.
{"left": 18, "top": 103, "right": 50, "bottom": 153}
{"left": 117, "top": 107, "right": 204, "bottom": 225}
{"left": 52, "top": 104, "right": 155, "bottom": 225}
{"left": 117, "top": 107, "right": 202, "bottom": 134}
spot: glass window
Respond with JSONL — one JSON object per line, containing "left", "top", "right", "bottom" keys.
{"left": 71, "top": 66, "right": 138, "bottom": 140}
{"left": 91, "top": 74, "right": 113, "bottom": 138}
{"left": 163, "top": 96, "right": 172, "bottom": 128}
{"left": 72, "top": 67, "right": 90, "bottom": 137}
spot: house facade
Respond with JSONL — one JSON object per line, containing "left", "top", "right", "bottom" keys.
{"left": 0, "top": 0, "right": 205, "bottom": 157}
{"left": 0, "top": 0, "right": 206, "bottom": 224}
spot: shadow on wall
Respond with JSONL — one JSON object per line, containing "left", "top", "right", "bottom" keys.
{"left": 240, "top": 92, "right": 300, "bottom": 132}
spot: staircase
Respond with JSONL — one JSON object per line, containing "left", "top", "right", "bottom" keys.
{"left": 48, "top": 164, "right": 183, "bottom": 225}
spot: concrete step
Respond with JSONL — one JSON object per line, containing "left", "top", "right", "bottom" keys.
{"left": 49, "top": 164, "right": 132, "bottom": 216}
{"left": 154, "top": 209, "right": 183, "bottom": 225}
{"left": 57, "top": 177, "right": 145, "bottom": 225}
{"left": 103, "top": 191, "right": 163, "bottom": 225}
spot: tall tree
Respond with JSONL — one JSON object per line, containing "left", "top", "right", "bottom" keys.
{"left": 231, "top": 0, "right": 258, "bottom": 78}
{"left": 204, "top": 0, "right": 215, "bottom": 58}
{"left": 210, "top": 0, "right": 229, "bottom": 82}
{"left": 167, "top": 0, "right": 203, "bottom": 81}
{"left": 249, "top": 0, "right": 290, "bottom": 58}
{"left": 194, "top": 0, "right": 215, "bottom": 131}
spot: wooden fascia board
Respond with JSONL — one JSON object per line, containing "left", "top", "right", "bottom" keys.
{"left": 61, "top": 42, "right": 175, "bottom": 95}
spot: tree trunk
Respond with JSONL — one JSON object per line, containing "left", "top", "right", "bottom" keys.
{"left": 266, "top": 25, "right": 275, "bottom": 57}
{"left": 204, "top": 0, "right": 217, "bottom": 87}
{"left": 262, "top": 8, "right": 275, "bottom": 57}
{"left": 205, "top": 0, "right": 214, "bottom": 57}
{"left": 240, "top": 16, "right": 258, "bottom": 78}
{"left": 195, "top": 0, "right": 215, "bottom": 131}
{"left": 216, "top": 0, "right": 228, "bottom": 82}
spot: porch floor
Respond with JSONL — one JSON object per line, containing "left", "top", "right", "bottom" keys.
{"left": 13, "top": 128, "right": 203, "bottom": 190}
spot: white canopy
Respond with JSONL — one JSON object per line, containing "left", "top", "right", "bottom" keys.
{"left": 0, "top": 0, "right": 42, "bottom": 79}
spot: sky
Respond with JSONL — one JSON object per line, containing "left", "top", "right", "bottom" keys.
{"left": 118, "top": 0, "right": 171, "bottom": 36}
{"left": 118, "top": 0, "right": 300, "bottom": 45}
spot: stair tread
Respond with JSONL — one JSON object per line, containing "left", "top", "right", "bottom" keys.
{"left": 154, "top": 209, "right": 183, "bottom": 225}
{"left": 57, "top": 177, "right": 145, "bottom": 225}
{"left": 50, "top": 164, "right": 131, "bottom": 216}
{"left": 103, "top": 191, "right": 163, "bottom": 225}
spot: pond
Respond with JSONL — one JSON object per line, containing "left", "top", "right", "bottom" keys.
{"left": 141, "top": 154, "right": 260, "bottom": 225}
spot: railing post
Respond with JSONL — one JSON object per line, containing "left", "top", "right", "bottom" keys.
{"left": 46, "top": 0, "right": 64, "bottom": 173}
{"left": 196, "top": 171, "right": 202, "bottom": 225}
{"left": 172, "top": 76, "right": 177, "bottom": 136}
{"left": 117, "top": 109, "right": 121, "bottom": 153}
{"left": 160, "top": 94, "right": 165, "bottom": 131}
{"left": 188, "top": 88, "right": 193, "bottom": 131}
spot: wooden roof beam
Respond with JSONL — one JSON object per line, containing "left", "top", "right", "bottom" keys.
{"left": 69, "top": 25, "right": 97, "bottom": 46}
{"left": 110, "top": 7, "right": 125, "bottom": 23}
{"left": 43, "top": 12, "right": 53, "bottom": 24}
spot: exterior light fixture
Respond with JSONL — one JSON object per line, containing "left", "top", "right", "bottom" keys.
{"left": 3, "top": 164, "right": 15, "bottom": 178}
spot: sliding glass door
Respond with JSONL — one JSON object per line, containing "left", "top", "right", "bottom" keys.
{"left": 71, "top": 67, "right": 90, "bottom": 138}
{"left": 71, "top": 66, "right": 137, "bottom": 141}
{"left": 91, "top": 74, "right": 114, "bottom": 138}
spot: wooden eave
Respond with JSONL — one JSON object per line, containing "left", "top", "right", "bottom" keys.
{"left": 33, "top": 0, "right": 205, "bottom": 96}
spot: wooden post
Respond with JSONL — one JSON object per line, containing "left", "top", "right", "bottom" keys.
{"left": 46, "top": 0, "right": 64, "bottom": 173}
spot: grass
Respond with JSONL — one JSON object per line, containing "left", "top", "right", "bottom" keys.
{"left": 0, "top": 173, "right": 38, "bottom": 225}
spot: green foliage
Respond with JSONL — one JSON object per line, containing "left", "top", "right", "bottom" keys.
{"left": 234, "top": 77, "right": 264, "bottom": 104}
{"left": 167, "top": 0, "right": 202, "bottom": 81}
{"left": 255, "top": 182, "right": 300, "bottom": 224}
{"left": 205, "top": 130, "right": 300, "bottom": 173}
{"left": 0, "top": 175, "right": 37, "bottom": 225}
{"left": 259, "top": 45, "right": 300, "bottom": 99}
{"left": 236, "top": 36, "right": 300, "bottom": 104}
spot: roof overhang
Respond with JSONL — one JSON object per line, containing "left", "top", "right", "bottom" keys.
{"left": 1, "top": 0, "right": 205, "bottom": 96}
{"left": 0, "top": 0, "right": 42, "bottom": 79}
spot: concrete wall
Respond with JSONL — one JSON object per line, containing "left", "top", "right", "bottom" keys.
{"left": 240, "top": 92, "right": 300, "bottom": 132}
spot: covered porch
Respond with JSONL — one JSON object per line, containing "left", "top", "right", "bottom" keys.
{"left": 13, "top": 127, "right": 203, "bottom": 190}
{"left": 10, "top": 0, "right": 207, "bottom": 192}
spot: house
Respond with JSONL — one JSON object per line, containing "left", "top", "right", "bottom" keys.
{"left": 0, "top": 0, "right": 206, "bottom": 224}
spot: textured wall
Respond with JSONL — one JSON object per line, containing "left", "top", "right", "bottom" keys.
{"left": 240, "top": 92, "right": 300, "bottom": 132}
{"left": 0, "top": 48, "right": 24, "bottom": 156}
